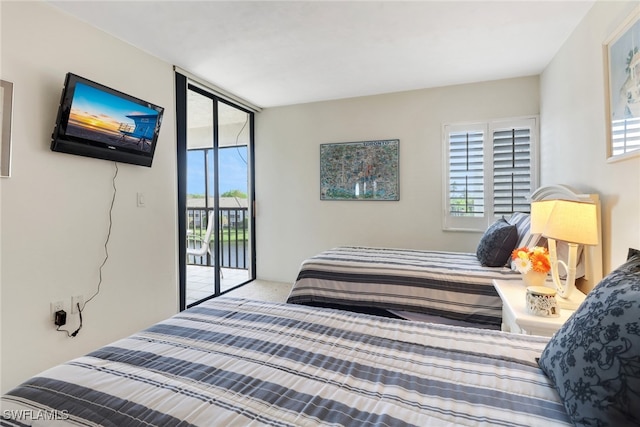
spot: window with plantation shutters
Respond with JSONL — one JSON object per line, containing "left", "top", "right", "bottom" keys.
{"left": 443, "top": 117, "right": 538, "bottom": 231}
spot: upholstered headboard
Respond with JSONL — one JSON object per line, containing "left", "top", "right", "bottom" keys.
{"left": 530, "top": 184, "right": 603, "bottom": 293}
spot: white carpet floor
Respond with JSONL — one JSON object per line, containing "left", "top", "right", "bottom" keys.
{"left": 224, "top": 279, "right": 293, "bottom": 303}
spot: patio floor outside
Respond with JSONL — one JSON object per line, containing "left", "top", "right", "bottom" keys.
{"left": 186, "top": 265, "right": 250, "bottom": 306}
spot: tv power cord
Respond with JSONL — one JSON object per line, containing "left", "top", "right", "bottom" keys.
{"left": 56, "top": 162, "right": 117, "bottom": 338}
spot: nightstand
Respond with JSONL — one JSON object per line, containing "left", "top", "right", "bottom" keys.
{"left": 492, "top": 279, "right": 584, "bottom": 337}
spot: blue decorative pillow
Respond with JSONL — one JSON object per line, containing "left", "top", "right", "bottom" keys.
{"left": 538, "top": 253, "right": 640, "bottom": 426}
{"left": 476, "top": 217, "right": 518, "bottom": 267}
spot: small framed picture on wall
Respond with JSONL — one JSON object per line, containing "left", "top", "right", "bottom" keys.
{"left": 604, "top": 6, "right": 640, "bottom": 162}
{"left": 1, "top": 79, "right": 13, "bottom": 178}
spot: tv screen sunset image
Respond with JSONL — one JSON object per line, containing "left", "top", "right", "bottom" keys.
{"left": 66, "top": 82, "right": 159, "bottom": 152}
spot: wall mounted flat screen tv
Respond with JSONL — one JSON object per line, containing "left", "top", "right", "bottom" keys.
{"left": 51, "top": 73, "right": 164, "bottom": 167}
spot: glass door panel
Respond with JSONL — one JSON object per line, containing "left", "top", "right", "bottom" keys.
{"left": 185, "top": 88, "right": 218, "bottom": 305}
{"left": 217, "top": 101, "right": 252, "bottom": 292}
{"left": 182, "top": 83, "right": 255, "bottom": 308}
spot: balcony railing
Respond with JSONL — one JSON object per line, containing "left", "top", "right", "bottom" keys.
{"left": 186, "top": 207, "right": 249, "bottom": 270}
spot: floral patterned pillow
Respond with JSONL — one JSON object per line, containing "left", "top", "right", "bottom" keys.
{"left": 538, "top": 251, "right": 640, "bottom": 426}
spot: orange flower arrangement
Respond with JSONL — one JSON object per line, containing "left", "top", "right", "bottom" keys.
{"left": 511, "top": 246, "right": 551, "bottom": 274}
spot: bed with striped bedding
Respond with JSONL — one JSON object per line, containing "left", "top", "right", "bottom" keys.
{"left": 1, "top": 297, "right": 569, "bottom": 426}
{"left": 287, "top": 246, "right": 524, "bottom": 327}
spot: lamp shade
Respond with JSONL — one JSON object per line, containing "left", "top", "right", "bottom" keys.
{"left": 530, "top": 200, "right": 556, "bottom": 234}
{"left": 542, "top": 199, "right": 599, "bottom": 246}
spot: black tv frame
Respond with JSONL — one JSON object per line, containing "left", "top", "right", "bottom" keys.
{"left": 51, "top": 73, "right": 164, "bottom": 167}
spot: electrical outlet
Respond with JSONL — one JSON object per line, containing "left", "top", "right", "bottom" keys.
{"left": 71, "top": 295, "right": 84, "bottom": 314}
{"left": 50, "top": 300, "right": 65, "bottom": 320}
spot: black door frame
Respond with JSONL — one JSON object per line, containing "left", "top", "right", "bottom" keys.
{"left": 176, "top": 72, "right": 256, "bottom": 311}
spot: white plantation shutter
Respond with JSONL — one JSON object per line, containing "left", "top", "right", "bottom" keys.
{"left": 448, "top": 130, "right": 485, "bottom": 216}
{"left": 492, "top": 120, "right": 535, "bottom": 215}
{"left": 443, "top": 117, "right": 538, "bottom": 231}
{"left": 443, "top": 122, "right": 487, "bottom": 230}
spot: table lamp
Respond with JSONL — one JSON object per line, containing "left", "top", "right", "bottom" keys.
{"left": 530, "top": 199, "right": 598, "bottom": 299}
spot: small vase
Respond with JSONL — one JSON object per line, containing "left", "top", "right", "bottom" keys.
{"left": 522, "top": 271, "right": 547, "bottom": 287}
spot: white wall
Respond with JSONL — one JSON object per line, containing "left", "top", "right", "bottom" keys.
{"left": 0, "top": 2, "right": 178, "bottom": 392}
{"left": 540, "top": 0, "right": 640, "bottom": 276}
{"left": 256, "top": 77, "right": 540, "bottom": 282}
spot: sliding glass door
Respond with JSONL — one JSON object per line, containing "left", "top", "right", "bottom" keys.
{"left": 176, "top": 74, "right": 255, "bottom": 309}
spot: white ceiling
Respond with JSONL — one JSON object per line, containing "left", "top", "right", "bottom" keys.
{"left": 48, "top": 1, "right": 596, "bottom": 109}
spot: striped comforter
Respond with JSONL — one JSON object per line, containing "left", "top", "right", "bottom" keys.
{"left": 1, "top": 298, "right": 570, "bottom": 426}
{"left": 287, "top": 246, "right": 523, "bottom": 327}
